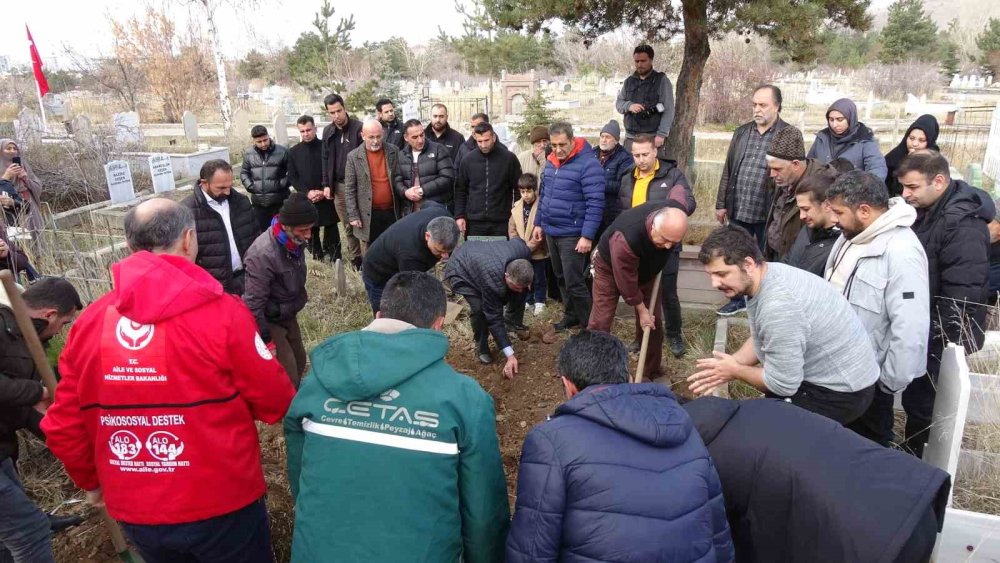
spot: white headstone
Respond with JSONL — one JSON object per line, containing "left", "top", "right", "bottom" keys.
{"left": 71, "top": 114, "right": 92, "bottom": 141}
{"left": 232, "top": 107, "right": 249, "bottom": 138}
{"left": 864, "top": 90, "right": 874, "bottom": 121}
{"left": 402, "top": 100, "right": 420, "bottom": 122}
{"left": 273, "top": 114, "right": 288, "bottom": 146}
{"left": 983, "top": 100, "right": 1000, "bottom": 181}
{"left": 148, "top": 154, "right": 175, "bottom": 194}
{"left": 113, "top": 111, "right": 142, "bottom": 145}
{"left": 104, "top": 160, "right": 137, "bottom": 204}
{"left": 182, "top": 111, "right": 198, "bottom": 143}
{"left": 16, "top": 108, "right": 42, "bottom": 145}
{"left": 950, "top": 74, "right": 961, "bottom": 88}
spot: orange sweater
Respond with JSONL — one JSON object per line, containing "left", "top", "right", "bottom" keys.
{"left": 366, "top": 149, "right": 393, "bottom": 210}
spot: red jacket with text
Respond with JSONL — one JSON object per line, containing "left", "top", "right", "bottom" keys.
{"left": 41, "top": 251, "right": 296, "bottom": 525}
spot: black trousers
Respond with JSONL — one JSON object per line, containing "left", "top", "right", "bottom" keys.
{"left": 453, "top": 282, "right": 492, "bottom": 355}
{"left": 766, "top": 381, "right": 876, "bottom": 426}
{"left": 547, "top": 235, "right": 592, "bottom": 327}
{"left": 662, "top": 250, "right": 682, "bottom": 337}
{"left": 368, "top": 208, "right": 397, "bottom": 246}
{"left": 902, "top": 371, "right": 937, "bottom": 458}
{"left": 254, "top": 203, "right": 282, "bottom": 232}
{"left": 466, "top": 220, "right": 508, "bottom": 238}
{"left": 848, "top": 385, "right": 896, "bottom": 447}
{"left": 310, "top": 224, "right": 342, "bottom": 261}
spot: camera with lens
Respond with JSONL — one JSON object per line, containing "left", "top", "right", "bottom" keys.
{"left": 636, "top": 102, "right": 666, "bottom": 120}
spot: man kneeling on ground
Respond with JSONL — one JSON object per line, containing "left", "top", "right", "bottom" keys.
{"left": 689, "top": 225, "right": 880, "bottom": 425}
{"left": 284, "top": 271, "right": 509, "bottom": 563}
{"left": 507, "top": 331, "right": 734, "bottom": 562}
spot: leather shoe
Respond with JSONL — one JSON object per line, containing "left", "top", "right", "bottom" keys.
{"left": 669, "top": 335, "right": 686, "bottom": 358}
{"left": 477, "top": 352, "right": 493, "bottom": 364}
{"left": 553, "top": 319, "right": 581, "bottom": 332}
{"left": 49, "top": 513, "right": 83, "bottom": 533}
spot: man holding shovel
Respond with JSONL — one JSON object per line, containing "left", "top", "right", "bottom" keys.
{"left": 588, "top": 202, "right": 688, "bottom": 381}
{"left": 0, "top": 277, "right": 81, "bottom": 562}
{"left": 42, "top": 199, "right": 296, "bottom": 563}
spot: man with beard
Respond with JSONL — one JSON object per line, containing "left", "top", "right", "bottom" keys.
{"left": 424, "top": 103, "right": 464, "bottom": 162}
{"left": 243, "top": 193, "right": 317, "bottom": 388}
{"left": 242, "top": 125, "right": 290, "bottom": 231}
{"left": 784, "top": 167, "right": 842, "bottom": 277}
{"left": 376, "top": 98, "right": 406, "bottom": 149}
{"left": 616, "top": 44, "right": 675, "bottom": 153}
{"left": 689, "top": 225, "right": 879, "bottom": 426}
{"left": 289, "top": 115, "right": 340, "bottom": 262}
{"left": 825, "top": 170, "right": 929, "bottom": 447}
{"left": 181, "top": 160, "right": 260, "bottom": 294}
{"left": 321, "top": 93, "right": 364, "bottom": 270}
{"left": 396, "top": 119, "right": 456, "bottom": 214}
{"left": 592, "top": 119, "right": 632, "bottom": 239}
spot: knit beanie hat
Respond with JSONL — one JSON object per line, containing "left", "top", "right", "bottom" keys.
{"left": 766, "top": 126, "right": 806, "bottom": 162}
{"left": 529, "top": 126, "right": 549, "bottom": 144}
{"left": 279, "top": 192, "right": 318, "bottom": 227}
{"left": 600, "top": 120, "right": 622, "bottom": 142}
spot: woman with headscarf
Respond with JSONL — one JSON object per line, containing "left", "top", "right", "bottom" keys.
{"left": 0, "top": 139, "right": 44, "bottom": 232}
{"left": 807, "top": 98, "right": 888, "bottom": 181}
{"left": 883, "top": 114, "right": 940, "bottom": 197}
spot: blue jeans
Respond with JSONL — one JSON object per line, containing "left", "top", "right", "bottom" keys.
{"left": 527, "top": 259, "right": 548, "bottom": 305}
{"left": 121, "top": 497, "right": 274, "bottom": 563}
{"left": 363, "top": 275, "right": 385, "bottom": 316}
{"left": 0, "top": 458, "right": 54, "bottom": 563}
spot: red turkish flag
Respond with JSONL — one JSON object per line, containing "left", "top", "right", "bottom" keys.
{"left": 27, "top": 25, "right": 49, "bottom": 97}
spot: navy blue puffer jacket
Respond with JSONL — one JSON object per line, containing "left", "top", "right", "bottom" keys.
{"left": 507, "top": 383, "right": 734, "bottom": 563}
{"left": 538, "top": 137, "right": 607, "bottom": 240}
{"left": 593, "top": 143, "right": 633, "bottom": 229}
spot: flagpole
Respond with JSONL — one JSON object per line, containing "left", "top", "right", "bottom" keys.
{"left": 34, "top": 75, "right": 48, "bottom": 134}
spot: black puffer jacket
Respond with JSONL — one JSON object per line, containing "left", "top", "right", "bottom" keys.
{"left": 683, "top": 397, "right": 950, "bottom": 563}
{"left": 425, "top": 123, "right": 465, "bottom": 162}
{"left": 912, "top": 179, "right": 994, "bottom": 374}
{"left": 784, "top": 225, "right": 840, "bottom": 278}
{"left": 240, "top": 141, "right": 290, "bottom": 207}
{"left": 618, "top": 158, "right": 696, "bottom": 215}
{"left": 395, "top": 140, "right": 456, "bottom": 213}
{"left": 181, "top": 187, "right": 260, "bottom": 294}
{"left": 455, "top": 143, "right": 522, "bottom": 223}
{"left": 381, "top": 119, "right": 406, "bottom": 149}
{"left": 0, "top": 307, "right": 45, "bottom": 463}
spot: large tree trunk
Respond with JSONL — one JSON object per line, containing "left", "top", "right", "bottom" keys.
{"left": 665, "top": 0, "right": 711, "bottom": 174}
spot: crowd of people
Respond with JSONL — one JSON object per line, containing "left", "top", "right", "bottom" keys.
{"left": 0, "top": 43, "right": 994, "bottom": 562}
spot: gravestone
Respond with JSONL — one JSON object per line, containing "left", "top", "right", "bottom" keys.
{"left": 148, "top": 154, "right": 175, "bottom": 194}
{"left": 182, "top": 111, "right": 198, "bottom": 143}
{"left": 950, "top": 74, "right": 961, "bottom": 88}
{"left": 44, "top": 94, "right": 67, "bottom": 120}
{"left": 16, "top": 108, "right": 42, "bottom": 145}
{"left": 104, "top": 160, "right": 137, "bottom": 204}
{"left": 112, "top": 111, "right": 142, "bottom": 145}
{"left": 70, "top": 114, "right": 92, "bottom": 141}
{"left": 402, "top": 100, "right": 420, "bottom": 122}
{"left": 232, "top": 107, "right": 249, "bottom": 138}
{"left": 273, "top": 113, "right": 288, "bottom": 146}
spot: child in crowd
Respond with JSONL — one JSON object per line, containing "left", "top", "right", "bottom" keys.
{"left": 509, "top": 173, "right": 548, "bottom": 314}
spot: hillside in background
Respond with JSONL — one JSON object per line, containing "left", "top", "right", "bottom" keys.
{"left": 871, "top": 0, "right": 1000, "bottom": 30}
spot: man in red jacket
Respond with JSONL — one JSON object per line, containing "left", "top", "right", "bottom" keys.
{"left": 41, "top": 198, "right": 296, "bottom": 563}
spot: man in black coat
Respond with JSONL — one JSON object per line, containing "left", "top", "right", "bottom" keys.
{"left": 320, "top": 93, "right": 364, "bottom": 269}
{"left": 0, "top": 278, "right": 82, "bottom": 562}
{"left": 289, "top": 115, "right": 340, "bottom": 262}
{"left": 784, "top": 165, "right": 841, "bottom": 277}
{"left": 444, "top": 238, "right": 538, "bottom": 377}
{"left": 181, "top": 159, "right": 260, "bottom": 295}
{"left": 241, "top": 125, "right": 290, "bottom": 231}
{"left": 683, "top": 396, "right": 949, "bottom": 563}
{"left": 898, "top": 150, "right": 994, "bottom": 457}
{"left": 396, "top": 119, "right": 456, "bottom": 215}
{"left": 424, "top": 103, "right": 465, "bottom": 162}
{"left": 361, "top": 203, "right": 460, "bottom": 314}
{"left": 376, "top": 98, "right": 406, "bottom": 149}
{"left": 455, "top": 122, "right": 522, "bottom": 237}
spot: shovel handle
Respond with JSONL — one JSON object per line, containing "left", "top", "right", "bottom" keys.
{"left": 634, "top": 272, "right": 663, "bottom": 384}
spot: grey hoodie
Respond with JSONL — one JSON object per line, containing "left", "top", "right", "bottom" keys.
{"left": 825, "top": 198, "right": 930, "bottom": 392}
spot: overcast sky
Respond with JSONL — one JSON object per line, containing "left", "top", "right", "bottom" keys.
{"left": 4, "top": 0, "right": 470, "bottom": 68}
{"left": 6, "top": 0, "right": 899, "bottom": 69}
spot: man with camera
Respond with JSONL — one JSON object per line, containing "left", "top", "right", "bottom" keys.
{"left": 616, "top": 45, "right": 675, "bottom": 154}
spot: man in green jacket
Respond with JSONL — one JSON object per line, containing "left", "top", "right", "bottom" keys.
{"left": 284, "top": 271, "right": 509, "bottom": 562}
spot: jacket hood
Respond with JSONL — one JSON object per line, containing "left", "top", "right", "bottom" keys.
{"left": 547, "top": 137, "right": 591, "bottom": 169}
{"left": 307, "top": 326, "right": 449, "bottom": 401}
{"left": 851, "top": 197, "right": 917, "bottom": 245}
{"left": 112, "top": 252, "right": 224, "bottom": 324}
{"left": 555, "top": 383, "right": 692, "bottom": 447}
{"left": 679, "top": 396, "right": 740, "bottom": 446}
{"left": 940, "top": 180, "right": 996, "bottom": 223}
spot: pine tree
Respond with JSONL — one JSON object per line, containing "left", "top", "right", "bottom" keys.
{"left": 879, "top": 0, "right": 939, "bottom": 64}
{"left": 512, "top": 93, "right": 560, "bottom": 144}
{"left": 977, "top": 18, "right": 1000, "bottom": 76}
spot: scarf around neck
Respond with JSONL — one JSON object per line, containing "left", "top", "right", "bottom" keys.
{"left": 271, "top": 216, "right": 304, "bottom": 257}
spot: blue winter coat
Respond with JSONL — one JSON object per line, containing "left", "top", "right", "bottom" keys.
{"left": 593, "top": 143, "right": 633, "bottom": 229}
{"left": 507, "top": 383, "right": 735, "bottom": 563}
{"left": 538, "top": 138, "right": 607, "bottom": 240}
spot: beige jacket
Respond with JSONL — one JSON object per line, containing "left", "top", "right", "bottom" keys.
{"left": 508, "top": 198, "right": 547, "bottom": 260}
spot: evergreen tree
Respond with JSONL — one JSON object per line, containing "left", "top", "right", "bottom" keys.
{"left": 977, "top": 18, "right": 1000, "bottom": 76}
{"left": 512, "top": 93, "right": 561, "bottom": 144}
{"left": 879, "top": 0, "right": 939, "bottom": 64}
